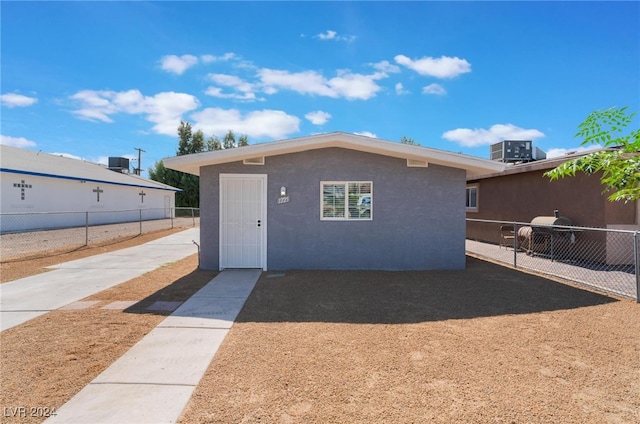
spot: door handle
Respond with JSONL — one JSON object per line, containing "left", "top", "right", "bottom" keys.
{"left": 257, "top": 220, "right": 261, "bottom": 227}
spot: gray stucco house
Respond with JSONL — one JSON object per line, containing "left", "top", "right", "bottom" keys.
{"left": 164, "top": 132, "right": 504, "bottom": 271}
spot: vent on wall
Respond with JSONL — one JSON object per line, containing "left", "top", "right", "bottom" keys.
{"left": 243, "top": 157, "right": 265, "bottom": 165}
{"left": 406, "top": 159, "right": 428, "bottom": 168}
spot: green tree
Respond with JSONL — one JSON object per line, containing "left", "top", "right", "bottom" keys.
{"left": 148, "top": 160, "right": 200, "bottom": 207}
{"left": 149, "top": 124, "right": 250, "bottom": 207}
{"left": 191, "top": 129, "right": 205, "bottom": 154}
{"left": 223, "top": 130, "right": 236, "bottom": 149}
{"left": 148, "top": 160, "right": 179, "bottom": 188}
{"left": 400, "top": 135, "right": 420, "bottom": 146}
{"left": 544, "top": 106, "right": 639, "bottom": 202}
{"left": 221, "top": 130, "right": 250, "bottom": 149}
{"left": 176, "top": 120, "right": 193, "bottom": 155}
{"left": 207, "top": 135, "right": 222, "bottom": 151}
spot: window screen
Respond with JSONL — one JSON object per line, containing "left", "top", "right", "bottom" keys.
{"left": 466, "top": 186, "right": 478, "bottom": 210}
{"left": 321, "top": 181, "right": 372, "bottom": 220}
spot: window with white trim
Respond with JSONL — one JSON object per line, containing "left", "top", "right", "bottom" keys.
{"left": 466, "top": 185, "right": 478, "bottom": 211}
{"left": 321, "top": 181, "right": 372, "bottom": 220}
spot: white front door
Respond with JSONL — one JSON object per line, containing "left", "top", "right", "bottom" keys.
{"left": 219, "top": 174, "right": 267, "bottom": 270}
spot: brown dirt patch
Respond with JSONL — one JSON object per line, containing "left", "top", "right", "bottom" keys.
{"left": 0, "top": 227, "right": 185, "bottom": 283}
{"left": 179, "top": 260, "right": 640, "bottom": 424}
{"left": 2, "top": 237, "right": 639, "bottom": 424}
{"left": 0, "top": 252, "right": 216, "bottom": 424}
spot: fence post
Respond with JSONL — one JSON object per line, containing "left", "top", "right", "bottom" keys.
{"left": 513, "top": 222, "right": 518, "bottom": 269}
{"left": 171, "top": 208, "right": 174, "bottom": 229}
{"left": 139, "top": 209, "right": 142, "bottom": 235}
{"left": 191, "top": 207, "right": 195, "bottom": 227}
{"left": 85, "top": 211, "right": 89, "bottom": 246}
{"left": 635, "top": 231, "right": 639, "bottom": 303}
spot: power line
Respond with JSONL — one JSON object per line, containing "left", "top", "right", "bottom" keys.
{"left": 134, "top": 147, "right": 146, "bottom": 176}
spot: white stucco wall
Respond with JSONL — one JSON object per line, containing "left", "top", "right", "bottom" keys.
{"left": 1, "top": 171, "right": 175, "bottom": 233}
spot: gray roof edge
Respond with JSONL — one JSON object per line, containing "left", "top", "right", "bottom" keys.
{"left": 163, "top": 131, "right": 506, "bottom": 177}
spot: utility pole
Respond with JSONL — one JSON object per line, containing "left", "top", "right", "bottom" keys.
{"left": 134, "top": 147, "right": 145, "bottom": 176}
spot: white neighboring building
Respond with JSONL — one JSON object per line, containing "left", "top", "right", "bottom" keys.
{"left": 0, "top": 145, "right": 180, "bottom": 233}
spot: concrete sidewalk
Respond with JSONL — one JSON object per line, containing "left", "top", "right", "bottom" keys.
{"left": 45, "top": 269, "right": 262, "bottom": 424}
{"left": 0, "top": 228, "right": 200, "bottom": 332}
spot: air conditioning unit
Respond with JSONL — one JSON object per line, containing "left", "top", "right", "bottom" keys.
{"left": 490, "top": 140, "right": 534, "bottom": 163}
{"left": 532, "top": 147, "right": 547, "bottom": 161}
{"left": 108, "top": 157, "right": 130, "bottom": 173}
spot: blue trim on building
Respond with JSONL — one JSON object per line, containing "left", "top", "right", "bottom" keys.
{"left": 0, "top": 168, "right": 182, "bottom": 192}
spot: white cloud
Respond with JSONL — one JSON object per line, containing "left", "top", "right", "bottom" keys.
{"left": 546, "top": 145, "right": 600, "bottom": 159}
{"left": 395, "top": 55, "right": 471, "bottom": 78}
{"left": 422, "top": 83, "right": 447, "bottom": 96}
{"left": 259, "top": 69, "right": 332, "bottom": 97}
{"left": 208, "top": 74, "right": 253, "bottom": 91}
{"left": 70, "top": 89, "right": 200, "bottom": 136}
{"left": 111, "top": 89, "right": 148, "bottom": 114}
{"left": 305, "top": 111, "right": 331, "bottom": 125}
{"left": 442, "top": 124, "right": 545, "bottom": 147}
{"left": 145, "top": 92, "right": 201, "bottom": 135}
{"left": 200, "top": 53, "right": 236, "bottom": 63}
{"left": 205, "top": 87, "right": 258, "bottom": 101}
{"left": 395, "top": 83, "right": 409, "bottom": 95}
{"left": 315, "top": 30, "right": 356, "bottom": 42}
{"left": 258, "top": 68, "right": 386, "bottom": 100}
{"left": 372, "top": 60, "right": 400, "bottom": 73}
{"left": 317, "top": 30, "right": 337, "bottom": 40}
{"left": 1, "top": 135, "right": 37, "bottom": 148}
{"left": 354, "top": 131, "right": 377, "bottom": 138}
{"left": 191, "top": 108, "right": 300, "bottom": 139}
{"left": 1, "top": 93, "right": 38, "bottom": 108}
{"left": 160, "top": 54, "right": 199, "bottom": 74}
{"left": 205, "top": 73, "right": 261, "bottom": 101}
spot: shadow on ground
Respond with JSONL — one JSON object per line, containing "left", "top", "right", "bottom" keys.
{"left": 123, "top": 269, "right": 217, "bottom": 315}
{"left": 236, "top": 257, "right": 618, "bottom": 324}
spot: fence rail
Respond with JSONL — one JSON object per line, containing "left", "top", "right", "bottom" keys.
{"left": 466, "top": 218, "right": 639, "bottom": 302}
{"left": 0, "top": 208, "right": 199, "bottom": 262}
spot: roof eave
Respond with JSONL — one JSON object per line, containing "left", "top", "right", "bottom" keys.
{"left": 163, "top": 132, "right": 506, "bottom": 177}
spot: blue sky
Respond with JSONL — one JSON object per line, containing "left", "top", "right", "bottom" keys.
{"left": 2, "top": 1, "right": 639, "bottom": 177}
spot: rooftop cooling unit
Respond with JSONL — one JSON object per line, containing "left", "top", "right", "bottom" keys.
{"left": 490, "top": 140, "right": 534, "bottom": 163}
{"left": 108, "top": 157, "right": 130, "bottom": 173}
{"left": 532, "top": 147, "right": 547, "bottom": 161}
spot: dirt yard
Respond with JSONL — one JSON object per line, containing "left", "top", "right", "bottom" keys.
{"left": 178, "top": 266, "right": 640, "bottom": 424}
{"left": 1, "top": 230, "right": 639, "bottom": 423}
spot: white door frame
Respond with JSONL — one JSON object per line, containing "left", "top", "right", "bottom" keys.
{"left": 219, "top": 173, "right": 267, "bottom": 270}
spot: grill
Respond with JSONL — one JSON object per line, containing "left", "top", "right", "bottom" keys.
{"left": 518, "top": 213, "right": 574, "bottom": 258}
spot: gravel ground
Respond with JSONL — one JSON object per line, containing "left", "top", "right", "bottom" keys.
{"left": 179, "top": 265, "right": 640, "bottom": 424}
{"left": 0, "top": 217, "right": 198, "bottom": 262}
{"left": 1, "top": 233, "right": 639, "bottom": 424}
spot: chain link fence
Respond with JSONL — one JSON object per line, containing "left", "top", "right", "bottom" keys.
{"left": 466, "top": 218, "right": 639, "bottom": 301}
{"left": 0, "top": 208, "right": 199, "bottom": 262}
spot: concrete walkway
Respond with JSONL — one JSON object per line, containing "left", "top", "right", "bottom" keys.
{"left": 0, "top": 228, "right": 200, "bottom": 332}
{"left": 45, "top": 269, "right": 261, "bottom": 424}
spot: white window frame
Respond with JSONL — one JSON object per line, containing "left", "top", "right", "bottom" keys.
{"left": 466, "top": 185, "right": 478, "bottom": 212}
{"left": 320, "top": 181, "right": 373, "bottom": 221}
